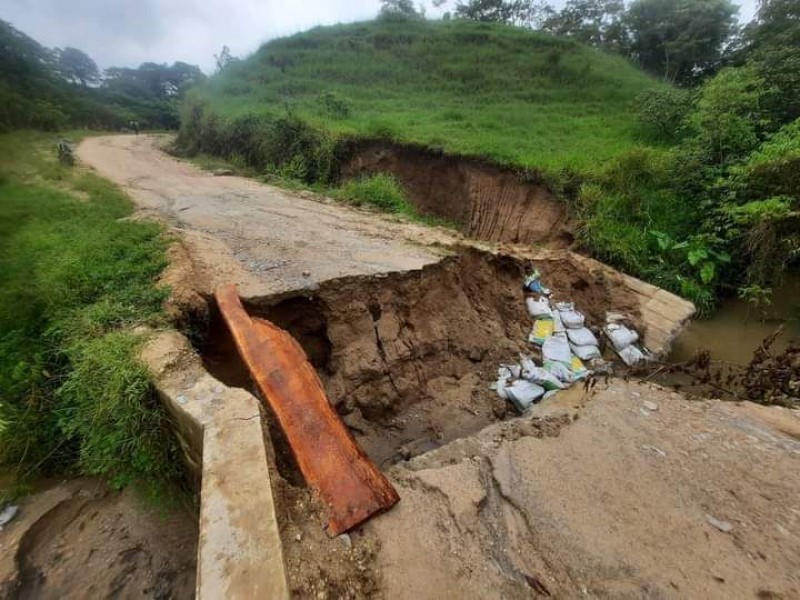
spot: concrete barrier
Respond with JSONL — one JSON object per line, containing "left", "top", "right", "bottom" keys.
{"left": 141, "top": 331, "right": 289, "bottom": 600}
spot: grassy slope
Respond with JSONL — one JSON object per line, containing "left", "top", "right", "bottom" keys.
{"left": 0, "top": 131, "right": 179, "bottom": 495}
{"left": 195, "top": 19, "right": 663, "bottom": 173}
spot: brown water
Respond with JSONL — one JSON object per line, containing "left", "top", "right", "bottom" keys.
{"left": 670, "top": 276, "right": 800, "bottom": 365}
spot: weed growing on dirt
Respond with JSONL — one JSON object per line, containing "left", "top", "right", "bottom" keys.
{"left": 0, "top": 131, "right": 181, "bottom": 494}
{"left": 335, "top": 173, "right": 414, "bottom": 214}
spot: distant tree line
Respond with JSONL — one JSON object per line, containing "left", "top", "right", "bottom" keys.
{"left": 0, "top": 19, "right": 205, "bottom": 132}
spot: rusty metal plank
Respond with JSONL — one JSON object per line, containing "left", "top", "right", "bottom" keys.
{"left": 215, "top": 284, "right": 399, "bottom": 535}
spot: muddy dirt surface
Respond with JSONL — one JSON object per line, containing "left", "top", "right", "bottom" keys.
{"left": 200, "top": 247, "right": 641, "bottom": 468}
{"left": 78, "top": 135, "right": 460, "bottom": 300}
{"left": 0, "top": 479, "right": 197, "bottom": 599}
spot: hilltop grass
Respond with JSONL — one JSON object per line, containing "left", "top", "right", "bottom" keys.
{"left": 182, "top": 19, "right": 663, "bottom": 178}
{"left": 0, "top": 131, "right": 180, "bottom": 497}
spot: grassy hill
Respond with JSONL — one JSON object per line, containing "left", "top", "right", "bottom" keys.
{"left": 184, "top": 19, "right": 663, "bottom": 175}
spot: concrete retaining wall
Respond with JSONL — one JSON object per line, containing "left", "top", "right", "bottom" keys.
{"left": 141, "top": 331, "right": 289, "bottom": 599}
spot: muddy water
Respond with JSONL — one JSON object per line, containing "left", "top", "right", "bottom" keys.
{"left": 670, "top": 276, "right": 800, "bottom": 365}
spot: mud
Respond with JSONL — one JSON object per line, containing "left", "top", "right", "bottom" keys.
{"left": 198, "top": 247, "right": 639, "bottom": 468}
{"left": 0, "top": 479, "right": 197, "bottom": 600}
{"left": 340, "top": 141, "right": 573, "bottom": 247}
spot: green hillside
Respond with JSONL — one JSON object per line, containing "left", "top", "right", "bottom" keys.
{"left": 185, "top": 19, "right": 663, "bottom": 173}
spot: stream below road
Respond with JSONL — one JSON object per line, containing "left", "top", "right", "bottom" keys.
{"left": 671, "top": 275, "right": 800, "bottom": 365}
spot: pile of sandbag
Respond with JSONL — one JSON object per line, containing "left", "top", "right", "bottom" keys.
{"left": 493, "top": 268, "right": 650, "bottom": 413}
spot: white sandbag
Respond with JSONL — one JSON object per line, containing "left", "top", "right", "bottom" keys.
{"left": 605, "top": 323, "right": 639, "bottom": 351}
{"left": 542, "top": 334, "right": 571, "bottom": 365}
{"left": 505, "top": 380, "right": 545, "bottom": 412}
{"left": 526, "top": 297, "right": 552, "bottom": 319}
{"left": 566, "top": 327, "right": 598, "bottom": 347}
{"left": 559, "top": 308, "right": 585, "bottom": 329}
{"left": 570, "top": 342, "right": 602, "bottom": 361}
{"left": 617, "top": 344, "right": 645, "bottom": 366}
{"left": 544, "top": 359, "right": 576, "bottom": 384}
{"left": 552, "top": 309, "right": 566, "bottom": 333}
{"left": 523, "top": 366, "right": 566, "bottom": 390}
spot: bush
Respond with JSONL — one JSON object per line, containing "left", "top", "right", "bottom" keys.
{"left": 335, "top": 173, "right": 414, "bottom": 213}
{"left": 635, "top": 88, "right": 692, "bottom": 143}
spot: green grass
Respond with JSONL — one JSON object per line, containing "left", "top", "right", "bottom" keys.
{"left": 0, "top": 131, "right": 179, "bottom": 495}
{"left": 334, "top": 173, "right": 415, "bottom": 213}
{"left": 190, "top": 19, "right": 664, "bottom": 175}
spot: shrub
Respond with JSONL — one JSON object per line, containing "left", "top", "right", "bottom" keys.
{"left": 635, "top": 88, "right": 692, "bottom": 143}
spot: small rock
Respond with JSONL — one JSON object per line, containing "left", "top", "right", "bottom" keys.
{"left": 338, "top": 533, "right": 352, "bottom": 550}
{"left": 707, "top": 515, "right": 734, "bottom": 533}
{"left": 643, "top": 400, "right": 659, "bottom": 411}
{"left": 176, "top": 394, "right": 188, "bottom": 405}
{"left": 295, "top": 533, "right": 302, "bottom": 542}
{"left": 302, "top": 271, "right": 311, "bottom": 278}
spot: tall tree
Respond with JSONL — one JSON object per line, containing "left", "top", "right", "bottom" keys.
{"left": 542, "top": 0, "right": 628, "bottom": 50}
{"left": 454, "top": 0, "right": 536, "bottom": 25}
{"left": 626, "top": 0, "right": 738, "bottom": 84}
{"left": 56, "top": 47, "right": 99, "bottom": 87}
{"left": 742, "top": 0, "right": 800, "bottom": 124}
{"left": 379, "top": 0, "right": 422, "bottom": 20}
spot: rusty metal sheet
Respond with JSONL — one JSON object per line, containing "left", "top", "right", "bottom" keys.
{"left": 215, "top": 284, "right": 399, "bottom": 535}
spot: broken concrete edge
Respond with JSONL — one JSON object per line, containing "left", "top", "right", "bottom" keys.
{"left": 139, "top": 329, "right": 289, "bottom": 600}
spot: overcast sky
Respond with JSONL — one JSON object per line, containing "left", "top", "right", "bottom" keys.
{"left": 3, "top": 0, "right": 760, "bottom": 73}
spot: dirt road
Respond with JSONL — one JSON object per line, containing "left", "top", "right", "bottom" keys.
{"left": 78, "top": 135, "right": 455, "bottom": 298}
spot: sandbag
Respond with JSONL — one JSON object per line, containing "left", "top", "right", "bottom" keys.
{"left": 542, "top": 334, "right": 571, "bottom": 365}
{"left": 617, "top": 344, "right": 646, "bottom": 366}
{"left": 505, "top": 380, "right": 545, "bottom": 412}
{"left": 566, "top": 327, "right": 598, "bottom": 347}
{"left": 529, "top": 319, "right": 554, "bottom": 346}
{"left": 526, "top": 297, "right": 552, "bottom": 319}
{"left": 605, "top": 323, "right": 639, "bottom": 351}
{"left": 523, "top": 365, "right": 566, "bottom": 391}
{"left": 570, "top": 342, "right": 602, "bottom": 361}
{"left": 544, "top": 359, "right": 576, "bottom": 384}
{"left": 559, "top": 308, "right": 585, "bottom": 329}
{"left": 552, "top": 310, "right": 566, "bottom": 333}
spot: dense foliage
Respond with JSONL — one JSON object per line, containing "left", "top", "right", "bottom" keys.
{"left": 0, "top": 19, "right": 203, "bottom": 132}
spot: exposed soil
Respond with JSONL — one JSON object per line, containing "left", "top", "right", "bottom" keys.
{"left": 0, "top": 479, "right": 197, "bottom": 600}
{"left": 199, "top": 247, "right": 640, "bottom": 468}
{"left": 340, "top": 140, "right": 574, "bottom": 246}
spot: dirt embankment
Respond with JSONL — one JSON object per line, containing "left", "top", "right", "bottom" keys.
{"left": 340, "top": 141, "right": 574, "bottom": 247}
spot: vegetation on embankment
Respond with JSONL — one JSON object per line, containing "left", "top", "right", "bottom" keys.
{"left": 0, "top": 132, "right": 180, "bottom": 496}
{"left": 177, "top": 18, "right": 662, "bottom": 176}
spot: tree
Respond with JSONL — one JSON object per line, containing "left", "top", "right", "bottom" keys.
{"left": 379, "top": 0, "right": 422, "bottom": 19}
{"left": 56, "top": 47, "right": 99, "bottom": 87}
{"left": 542, "top": 0, "right": 628, "bottom": 50}
{"left": 214, "top": 46, "right": 238, "bottom": 73}
{"left": 454, "top": 0, "right": 536, "bottom": 24}
{"left": 741, "top": 0, "right": 800, "bottom": 125}
{"left": 626, "top": 0, "right": 739, "bottom": 84}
